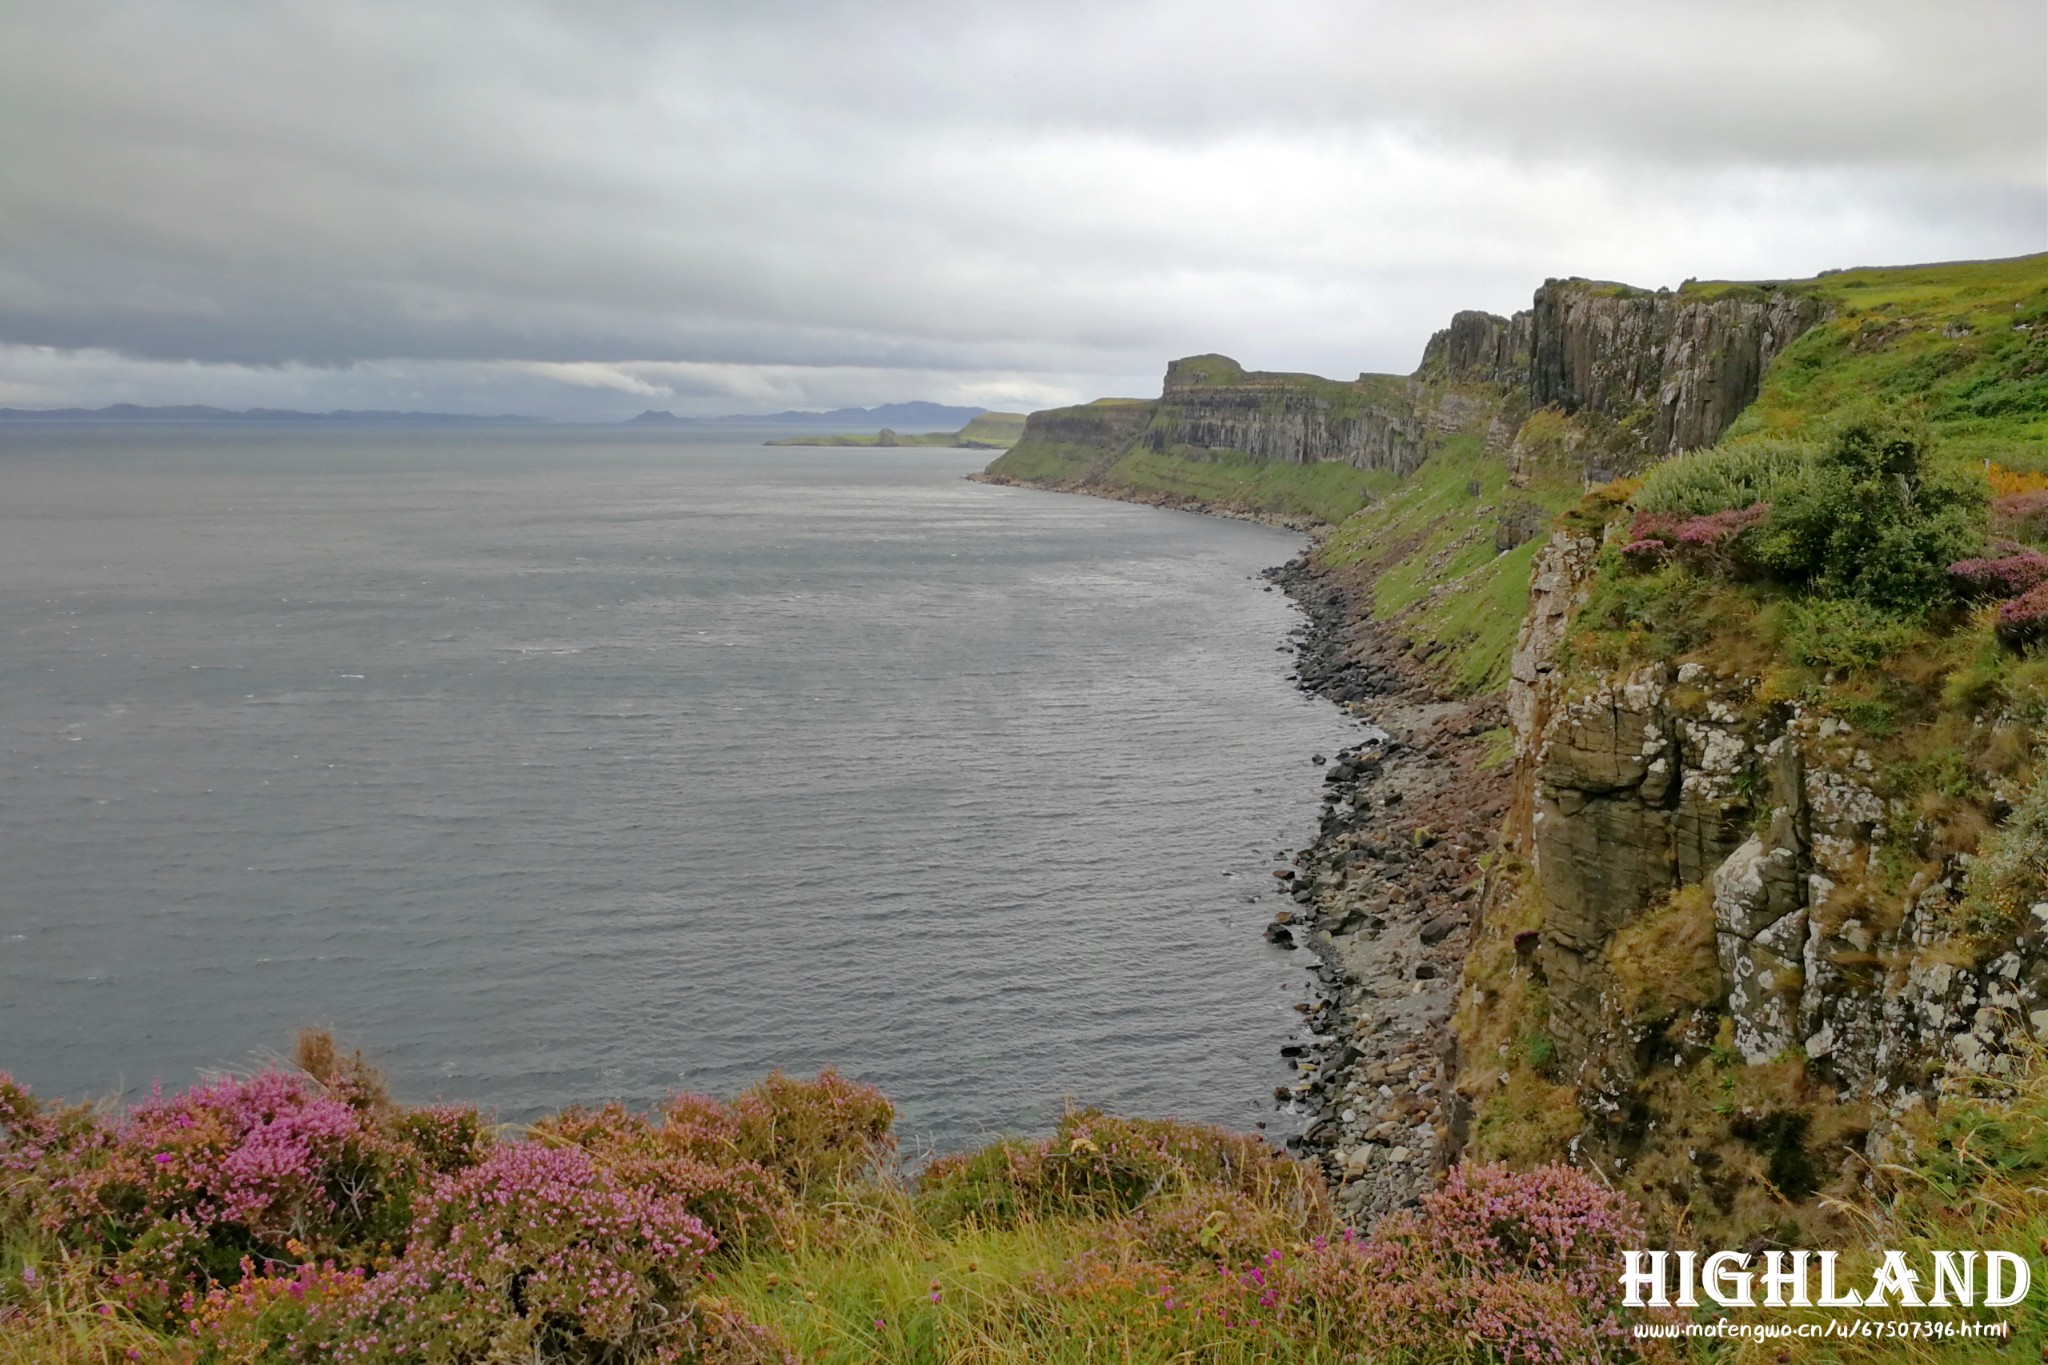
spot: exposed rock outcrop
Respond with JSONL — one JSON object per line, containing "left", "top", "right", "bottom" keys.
{"left": 1503, "top": 590, "right": 2047, "bottom": 1158}
{"left": 1147, "top": 355, "right": 1426, "bottom": 474}
{"left": 1528, "top": 282, "right": 1826, "bottom": 456}
{"left": 1417, "top": 310, "right": 1534, "bottom": 387}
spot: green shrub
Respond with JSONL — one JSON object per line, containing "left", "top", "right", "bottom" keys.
{"left": 915, "top": 1111, "right": 1323, "bottom": 1232}
{"left": 1635, "top": 437, "right": 1814, "bottom": 516}
{"left": 1741, "top": 406, "right": 1985, "bottom": 611}
{"left": 1629, "top": 406, "right": 1987, "bottom": 615}
{"left": 1958, "top": 766, "right": 2048, "bottom": 937}
{"left": 1771, "top": 598, "right": 1922, "bottom": 672}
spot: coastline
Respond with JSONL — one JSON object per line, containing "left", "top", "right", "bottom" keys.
{"left": 1262, "top": 553, "right": 1506, "bottom": 1224}
{"left": 975, "top": 467, "right": 1501, "bottom": 1224}
{"left": 967, "top": 470, "right": 1328, "bottom": 533}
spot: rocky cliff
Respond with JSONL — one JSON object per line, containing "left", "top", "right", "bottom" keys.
{"left": 1459, "top": 512, "right": 2048, "bottom": 1238}
{"left": 987, "top": 279, "right": 1828, "bottom": 528}
{"left": 1145, "top": 355, "right": 1428, "bottom": 474}
{"left": 1527, "top": 282, "right": 1827, "bottom": 457}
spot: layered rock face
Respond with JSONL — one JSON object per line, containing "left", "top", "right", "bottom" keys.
{"left": 1145, "top": 355, "right": 1426, "bottom": 475}
{"left": 1009, "top": 398, "right": 1155, "bottom": 461}
{"left": 994, "top": 280, "right": 1828, "bottom": 511}
{"left": 1528, "top": 283, "right": 1826, "bottom": 454}
{"left": 1504, "top": 531, "right": 2046, "bottom": 1145}
{"left": 1416, "top": 310, "right": 1534, "bottom": 387}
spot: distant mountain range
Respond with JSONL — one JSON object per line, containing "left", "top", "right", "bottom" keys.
{"left": 0, "top": 403, "right": 537, "bottom": 423}
{"left": 627, "top": 401, "right": 986, "bottom": 429}
{"left": 0, "top": 400, "right": 992, "bottom": 428}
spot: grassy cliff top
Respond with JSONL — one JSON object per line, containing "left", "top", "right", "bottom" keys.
{"left": 1711, "top": 254, "right": 2048, "bottom": 465}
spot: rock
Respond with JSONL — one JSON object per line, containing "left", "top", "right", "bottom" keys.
{"left": 1265, "top": 922, "right": 1297, "bottom": 948}
{"left": 1414, "top": 963, "right": 1438, "bottom": 980}
{"left": 1419, "top": 914, "right": 1463, "bottom": 947}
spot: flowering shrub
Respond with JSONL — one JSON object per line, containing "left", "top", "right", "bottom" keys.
{"left": 1622, "top": 408, "right": 1989, "bottom": 614}
{"left": 1947, "top": 548, "right": 2048, "bottom": 599}
{"left": 917, "top": 1110, "right": 1325, "bottom": 1231}
{"left": 6, "top": 1049, "right": 1668, "bottom": 1362}
{"left": 1997, "top": 583, "right": 2048, "bottom": 646}
{"left": 301, "top": 1143, "right": 722, "bottom": 1362}
{"left": 1197, "top": 1163, "right": 1654, "bottom": 1362}
{"left": 1992, "top": 487, "right": 2048, "bottom": 542}
{"left": 726, "top": 1070, "right": 895, "bottom": 1196}
{"left": 530, "top": 1101, "right": 790, "bottom": 1251}
{"left": 1620, "top": 502, "right": 1769, "bottom": 573}
{"left": 2, "top": 1068, "right": 450, "bottom": 1322}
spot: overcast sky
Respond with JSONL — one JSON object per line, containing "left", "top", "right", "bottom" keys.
{"left": 1, "top": 0, "right": 2043, "bottom": 420}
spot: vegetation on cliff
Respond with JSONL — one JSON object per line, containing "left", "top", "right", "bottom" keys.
{"left": 1453, "top": 254, "right": 2048, "bottom": 1256}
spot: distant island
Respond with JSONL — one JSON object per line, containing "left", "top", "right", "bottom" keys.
{"left": 763, "top": 411, "right": 1026, "bottom": 450}
{"left": 0, "top": 403, "right": 538, "bottom": 423}
{"left": 627, "top": 400, "right": 987, "bottom": 429}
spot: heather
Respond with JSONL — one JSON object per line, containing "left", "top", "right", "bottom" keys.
{"left": 0, "top": 1033, "right": 1678, "bottom": 1363}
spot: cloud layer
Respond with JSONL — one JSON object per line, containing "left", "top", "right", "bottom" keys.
{"left": 2, "top": 0, "right": 2042, "bottom": 418}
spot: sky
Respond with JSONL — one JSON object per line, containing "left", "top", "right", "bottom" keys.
{"left": 0, "top": 0, "right": 2043, "bottom": 421}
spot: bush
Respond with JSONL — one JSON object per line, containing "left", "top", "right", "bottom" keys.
{"left": 529, "top": 1100, "right": 791, "bottom": 1251}
{"left": 1948, "top": 548, "right": 2048, "bottom": 599}
{"left": 1740, "top": 407, "right": 1986, "bottom": 611}
{"left": 1625, "top": 407, "right": 1988, "bottom": 615}
{"left": 0, "top": 1068, "right": 453, "bottom": 1321}
{"left": 916, "top": 1111, "right": 1324, "bottom": 1232}
{"left": 1998, "top": 583, "right": 2048, "bottom": 647}
{"left": 1635, "top": 438, "right": 1813, "bottom": 517}
{"left": 296, "top": 1142, "right": 730, "bottom": 1362}
{"left": 1773, "top": 598, "right": 1923, "bottom": 671}
{"left": 1958, "top": 768, "right": 2048, "bottom": 936}
{"left": 727, "top": 1070, "right": 895, "bottom": 1197}
{"left": 1189, "top": 1163, "right": 1654, "bottom": 1362}
{"left": 1621, "top": 502, "right": 1769, "bottom": 574}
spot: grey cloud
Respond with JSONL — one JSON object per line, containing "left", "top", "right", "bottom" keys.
{"left": 0, "top": 0, "right": 2040, "bottom": 417}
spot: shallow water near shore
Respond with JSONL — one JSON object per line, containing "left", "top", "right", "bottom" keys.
{"left": 0, "top": 425, "right": 1357, "bottom": 1148}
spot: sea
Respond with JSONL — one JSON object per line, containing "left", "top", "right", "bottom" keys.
{"left": 0, "top": 425, "right": 1359, "bottom": 1151}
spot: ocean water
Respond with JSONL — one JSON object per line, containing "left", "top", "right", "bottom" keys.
{"left": 0, "top": 425, "right": 1357, "bottom": 1150}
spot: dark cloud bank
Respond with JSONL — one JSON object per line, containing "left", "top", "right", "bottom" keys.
{"left": 1, "top": 0, "right": 2042, "bottom": 419}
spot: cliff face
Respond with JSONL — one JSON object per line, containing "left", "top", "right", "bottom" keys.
{"left": 1145, "top": 355, "right": 1428, "bottom": 475}
{"left": 1416, "top": 310, "right": 1533, "bottom": 388}
{"left": 1527, "top": 283, "right": 1826, "bottom": 456}
{"left": 1471, "top": 526, "right": 2048, "bottom": 1231}
{"left": 987, "top": 280, "right": 1829, "bottom": 528}
{"left": 1011, "top": 398, "right": 1155, "bottom": 464}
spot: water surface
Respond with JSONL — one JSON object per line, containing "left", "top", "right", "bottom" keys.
{"left": 0, "top": 426, "right": 1355, "bottom": 1149}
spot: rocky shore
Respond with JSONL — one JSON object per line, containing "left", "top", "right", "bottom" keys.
{"left": 1261, "top": 553, "right": 1508, "bottom": 1225}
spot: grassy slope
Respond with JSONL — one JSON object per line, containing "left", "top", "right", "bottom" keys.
{"left": 1308, "top": 254, "right": 2048, "bottom": 700}
{"left": 1724, "top": 254, "right": 2048, "bottom": 465}
{"left": 1317, "top": 423, "right": 1581, "bottom": 695}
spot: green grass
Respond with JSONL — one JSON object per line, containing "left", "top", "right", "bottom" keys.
{"left": 982, "top": 439, "right": 1116, "bottom": 484}
{"left": 764, "top": 430, "right": 963, "bottom": 447}
{"left": 1317, "top": 427, "right": 1582, "bottom": 694}
{"left": 956, "top": 411, "right": 1028, "bottom": 447}
{"left": 1092, "top": 444, "right": 1399, "bottom": 524}
{"left": 1718, "top": 253, "right": 2048, "bottom": 467}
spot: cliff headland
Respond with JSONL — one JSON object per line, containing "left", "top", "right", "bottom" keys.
{"left": 988, "top": 253, "right": 2048, "bottom": 1243}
